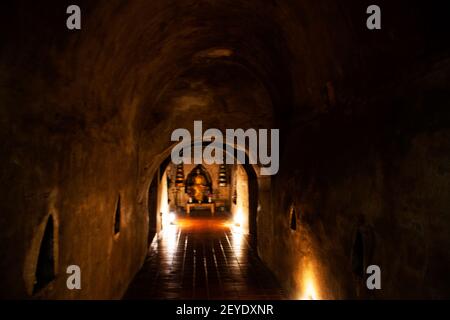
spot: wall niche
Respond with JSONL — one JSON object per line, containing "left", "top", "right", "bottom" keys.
{"left": 33, "top": 215, "right": 56, "bottom": 294}
{"left": 289, "top": 204, "right": 298, "bottom": 231}
{"left": 114, "top": 195, "right": 121, "bottom": 236}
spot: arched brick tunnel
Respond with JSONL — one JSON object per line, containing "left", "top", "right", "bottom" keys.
{"left": 1, "top": 0, "right": 449, "bottom": 300}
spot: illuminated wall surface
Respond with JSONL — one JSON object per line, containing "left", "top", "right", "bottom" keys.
{"left": 0, "top": 1, "right": 450, "bottom": 303}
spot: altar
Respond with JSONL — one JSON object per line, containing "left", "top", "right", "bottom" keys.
{"left": 183, "top": 165, "right": 216, "bottom": 217}
{"left": 186, "top": 203, "right": 215, "bottom": 217}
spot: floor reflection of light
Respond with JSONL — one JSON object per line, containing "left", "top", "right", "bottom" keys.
{"left": 163, "top": 224, "right": 179, "bottom": 256}
{"left": 230, "top": 224, "right": 244, "bottom": 259}
{"left": 162, "top": 212, "right": 179, "bottom": 257}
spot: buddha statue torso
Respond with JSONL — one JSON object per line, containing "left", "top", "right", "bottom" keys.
{"left": 192, "top": 169, "right": 206, "bottom": 202}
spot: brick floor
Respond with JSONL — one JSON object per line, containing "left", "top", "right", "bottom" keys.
{"left": 124, "top": 215, "right": 286, "bottom": 300}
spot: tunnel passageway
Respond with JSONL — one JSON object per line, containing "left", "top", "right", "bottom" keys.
{"left": 1, "top": 1, "right": 450, "bottom": 300}
{"left": 124, "top": 215, "right": 285, "bottom": 300}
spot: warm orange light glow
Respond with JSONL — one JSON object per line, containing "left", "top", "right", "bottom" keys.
{"left": 162, "top": 211, "right": 175, "bottom": 229}
{"left": 302, "top": 278, "right": 318, "bottom": 300}
{"left": 177, "top": 217, "right": 229, "bottom": 232}
{"left": 234, "top": 208, "right": 244, "bottom": 227}
{"left": 168, "top": 212, "right": 176, "bottom": 224}
{"left": 299, "top": 262, "right": 320, "bottom": 300}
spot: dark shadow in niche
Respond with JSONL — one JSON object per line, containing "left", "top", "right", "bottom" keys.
{"left": 290, "top": 207, "right": 297, "bottom": 231}
{"left": 114, "top": 195, "right": 121, "bottom": 235}
{"left": 33, "top": 215, "right": 55, "bottom": 294}
{"left": 351, "top": 230, "right": 365, "bottom": 278}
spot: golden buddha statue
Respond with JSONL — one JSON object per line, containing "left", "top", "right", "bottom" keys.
{"left": 192, "top": 169, "right": 206, "bottom": 203}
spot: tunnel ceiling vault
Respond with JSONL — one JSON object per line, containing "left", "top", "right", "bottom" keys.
{"left": 3, "top": 0, "right": 437, "bottom": 142}
{"left": 53, "top": 0, "right": 293, "bottom": 139}
{"left": 138, "top": 61, "right": 275, "bottom": 151}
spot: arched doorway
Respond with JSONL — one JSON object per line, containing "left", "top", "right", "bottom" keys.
{"left": 145, "top": 143, "right": 259, "bottom": 251}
